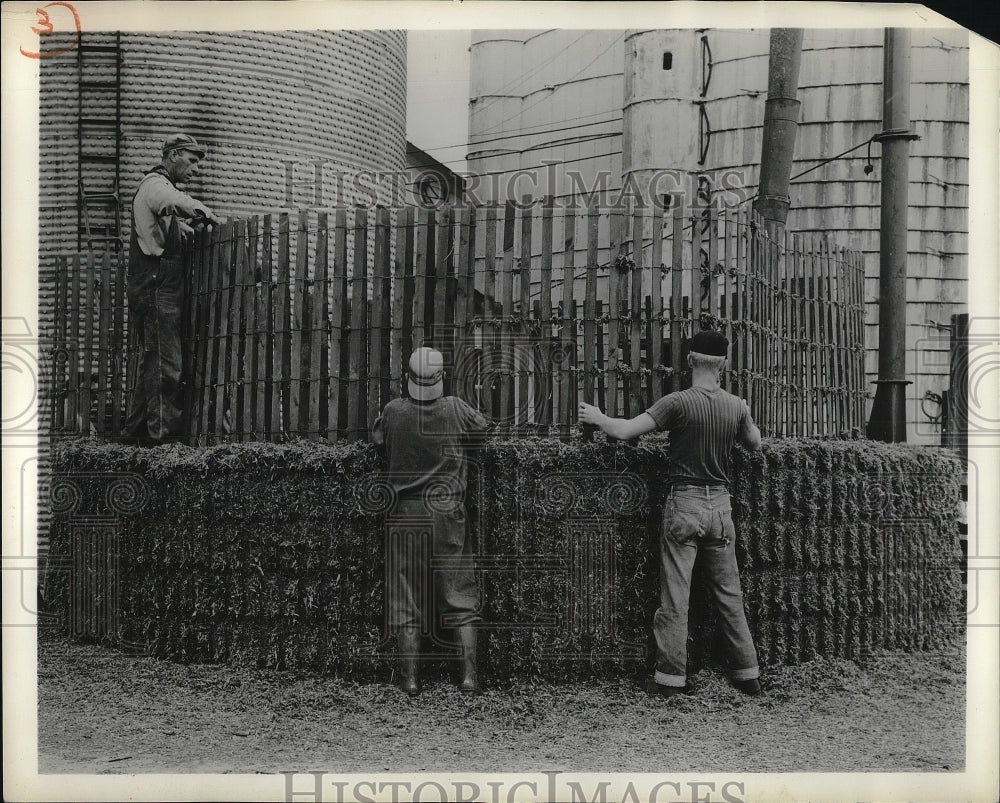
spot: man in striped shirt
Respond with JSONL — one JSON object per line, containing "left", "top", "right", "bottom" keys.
{"left": 579, "top": 329, "right": 763, "bottom": 697}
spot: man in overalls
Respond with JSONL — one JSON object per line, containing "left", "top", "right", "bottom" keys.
{"left": 371, "top": 347, "right": 489, "bottom": 696}
{"left": 123, "top": 134, "right": 219, "bottom": 444}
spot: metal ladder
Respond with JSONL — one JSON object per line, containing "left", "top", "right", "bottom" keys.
{"left": 77, "top": 32, "right": 123, "bottom": 254}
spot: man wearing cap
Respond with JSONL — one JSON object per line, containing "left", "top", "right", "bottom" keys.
{"left": 123, "top": 133, "right": 220, "bottom": 444}
{"left": 579, "top": 329, "right": 763, "bottom": 697}
{"left": 371, "top": 347, "right": 489, "bottom": 696}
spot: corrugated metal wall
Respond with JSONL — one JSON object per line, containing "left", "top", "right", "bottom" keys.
{"left": 468, "top": 30, "right": 625, "bottom": 202}
{"left": 39, "top": 30, "right": 407, "bottom": 273}
{"left": 466, "top": 27, "right": 969, "bottom": 444}
{"left": 703, "top": 28, "right": 968, "bottom": 444}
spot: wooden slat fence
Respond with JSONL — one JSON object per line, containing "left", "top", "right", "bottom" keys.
{"left": 48, "top": 201, "right": 867, "bottom": 441}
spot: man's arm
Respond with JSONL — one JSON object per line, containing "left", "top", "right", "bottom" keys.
{"left": 578, "top": 402, "right": 658, "bottom": 440}
{"left": 144, "top": 177, "right": 219, "bottom": 224}
{"left": 738, "top": 400, "right": 762, "bottom": 451}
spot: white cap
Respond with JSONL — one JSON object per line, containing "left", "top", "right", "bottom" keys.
{"left": 407, "top": 347, "right": 444, "bottom": 401}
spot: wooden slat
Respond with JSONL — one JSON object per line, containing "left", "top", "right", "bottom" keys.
{"left": 760, "top": 226, "right": 771, "bottom": 436}
{"left": 186, "top": 229, "right": 207, "bottom": 440}
{"left": 821, "top": 237, "right": 833, "bottom": 435}
{"left": 792, "top": 232, "right": 806, "bottom": 434}
{"left": 237, "top": 223, "right": 255, "bottom": 440}
{"left": 518, "top": 197, "right": 533, "bottom": 430}
{"left": 855, "top": 248, "right": 867, "bottom": 429}
{"left": 629, "top": 203, "right": 644, "bottom": 417}
{"left": 768, "top": 229, "right": 779, "bottom": 436}
{"left": 290, "top": 211, "right": 310, "bottom": 434}
{"left": 538, "top": 198, "right": 554, "bottom": 429}
{"left": 606, "top": 208, "right": 624, "bottom": 418}
{"left": 231, "top": 220, "right": 252, "bottom": 440}
{"left": 183, "top": 231, "right": 201, "bottom": 438}
{"left": 812, "top": 234, "right": 826, "bottom": 435}
{"left": 328, "top": 208, "right": 348, "bottom": 439}
{"left": 733, "top": 205, "right": 746, "bottom": 400}
{"left": 369, "top": 206, "right": 392, "bottom": 426}
{"left": 258, "top": 216, "right": 276, "bottom": 438}
{"left": 434, "top": 206, "right": 452, "bottom": 352}
{"left": 559, "top": 205, "right": 576, "bottom": 438}
{"left": 52, "top": 258, "right": 67, "bottom": 431}
{"left": 845, "top": 246, "right": 855, "bottom": 432}
{"left": 482, "top": 204, "right": 499, "bottom": 422}
{"left": 802, "top": 233, "right": 816, "bottom": 436}
{"left": 347, "top": 207, "right": 368, "bottom": 440}
{"left": 721, "top": 205, "right": 734, "bottom": 392}
{"left": 649, "top": 205, "right": 665, "bottom": 402}
{"left": 582, "top": 201, "right": 599, "bottom": 439}
{"left": 749, "top": 213, "right": 761, "bottom": 424}
{"left": 217, "top": 221, "right": 239, "bottom": 437}
{"left": 834, "top": 243, "right": 849, "bottom": 435}
{"left": 66, "top": 255, "right": 82, "bottom": 431}
{"left": 780, "top": 228, "right": 792, "bottom": 436}
{"left": 670, "top": 203, "right": 684, "bottom": 393}
{"left": 200, "top": 224, "right": 223, "bottom": 440}
{"left": 390, "top": 206, "right": 412, "bottom": 402}
{"left": 690, "top": 206, "right": 704, "bottom": 341}
{"left": 706, "top": 207, "right": 718, "bottom": 322}
{"left": 412, "top": 207, "right": 430, "bottom": 349}
{"left": 274, "top": 214, "right": 292, "bottom": 437}
{"left": 310, "top": 212, "right": 330, "bottom": 438}
{"left": 499, "top": 202, "right": 516, "bottom": 432}
{"left": 455, "top": 204, "right": 475, "bottom": 388}
{"left": 78, "top": 254, "right": 96, "bottom": 434}
{"left": 752, "top": 210, "right": 763, "bottom": 417}
{"left": 809, "top": 234, "right": 827, "bottom": 435}
{"left": 95, "top": 249, "right": 113, "bottom": 435}
{"left": 249, "top": 217, "right": 268, "bottom": 439}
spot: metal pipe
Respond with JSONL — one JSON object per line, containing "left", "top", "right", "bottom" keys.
{"left": 867, "top": 27, "right": 917, "bottom": 442}
{"left": 753, "top": 28, "right": 803, "bottom": 238}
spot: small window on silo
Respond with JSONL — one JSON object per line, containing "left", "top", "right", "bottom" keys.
{"left": 662, "top": 52, "right": 673, "bottom": 70}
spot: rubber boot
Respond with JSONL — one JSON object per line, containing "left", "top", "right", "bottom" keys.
{"left": 397, "top": 627, "right": 421, "bottom": 697}
{"left": 456, "top": 624, "right": 481, "bottom": 695}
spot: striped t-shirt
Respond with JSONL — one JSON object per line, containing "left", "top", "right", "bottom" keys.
{"left": 646, "top": 386, "right": 751, "bottom": 488}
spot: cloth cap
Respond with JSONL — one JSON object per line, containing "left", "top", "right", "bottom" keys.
{"left": 162, "top": 133, "right": 206, "bottom": 158}
{"left": 690, "top": 330, "right": 729, "bottom": 357}
{"left": 407, "top": 347, "right": 444, "bottom": 401}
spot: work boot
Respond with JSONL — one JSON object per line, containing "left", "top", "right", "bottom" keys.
{"left": 732, "top": 677, "right": 761, "bottom": 696}
{"left": 397, "top": 627, "right": 421, "bottom": 697}
{"left": 456, "top": 624, "right": 481, "bottom": 695}
{"left": 642, "top": 678, "right": 688, "bottom": 698}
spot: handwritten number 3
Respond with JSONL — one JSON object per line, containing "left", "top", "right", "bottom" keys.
{"left": 32, "top": 8, "right": 54, "bottom": 36}
{"left": 20, "top": 2, "right": 81, "bottom": 60}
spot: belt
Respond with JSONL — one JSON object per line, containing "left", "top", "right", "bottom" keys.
{"left": 670, "top": 484, "right": 728, "bottom": 497}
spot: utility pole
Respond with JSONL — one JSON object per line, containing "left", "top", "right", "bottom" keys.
{"left": 867, "top": 28, "right": 919, "bottom": 442}
{"left": 753, "top": 28, "right": 803, "bottom": 238}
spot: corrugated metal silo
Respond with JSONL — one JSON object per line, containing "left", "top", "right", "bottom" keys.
{"left": 39, "top": 30, "right": 407, "bottom": 270}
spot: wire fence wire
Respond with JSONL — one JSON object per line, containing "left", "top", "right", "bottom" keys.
{"left": 47, "top": 200, "right": 867, "bottom": 442}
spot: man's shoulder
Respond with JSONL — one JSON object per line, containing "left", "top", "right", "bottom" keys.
{"left": 382, "top": 397, "right": 411, "bottom": 413}
{"left": 133, "top": 171, "right": 171, "bottom": 198}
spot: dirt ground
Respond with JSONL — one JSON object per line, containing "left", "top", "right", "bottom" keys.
{"left": 37, "top": 638, "right": 965, "bottom": 775}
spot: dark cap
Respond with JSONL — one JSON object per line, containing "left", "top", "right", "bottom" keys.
{"left": 162, "top": 133, "right": 205, "bottom": 158}
{"left": 690, "top": 330, "right": 729, "bottom": 357}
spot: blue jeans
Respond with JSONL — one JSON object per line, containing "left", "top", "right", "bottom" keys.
{"left": 653, "top": 485, "right": 759, "bottom": 687}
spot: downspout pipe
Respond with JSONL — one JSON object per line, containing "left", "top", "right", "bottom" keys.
{"left": 867, "top": 28, "right": 920, "bottom": 442}
{"left": 753, "top": 28, "right": 803, "bottom": 239}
